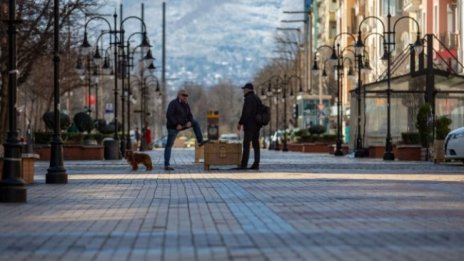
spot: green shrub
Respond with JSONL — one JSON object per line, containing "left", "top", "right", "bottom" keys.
{"left": 42, "top": 112, "right": 71, "bottom": 131}
{"left": 322, "top": 134, "right": 337, "bottom": 143}
{"left": 401, "top": 132, "right": 420, "bottom": 145}
{"left": 416, "top": 103, "right": 433, "bottom": 147}
{"left": 34, "top": 132, "right": 53, "bottom": 144}
{"left": 435, "top": 116, "right": 452, "bottom": 140}
{"left": 308, "top": 125, "right": 326, "bottom": 135}
{"left": 73, "top": 112, "right": 94, "bottom": 133}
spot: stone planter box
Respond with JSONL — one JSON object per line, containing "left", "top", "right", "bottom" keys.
{"left": 36, "top": 145, "right": 104, "bottom": 161}
{"left": 433, "top": 140, "right": 445, "bottom": 163}
{"left": 286, "top": 144, "right": 304, "bottom": 152}
{"left": 307, "top": 143, "right": 331, "bottom": 153}
{"left": 0, "top": 153, "right": 39, "bottom": 185}
{"left": 287, "top": 143, "right": 335, "bottom": 153}
{"left": 368, "top": 145, "right": 399, "bottom": 158}
{"left": 396, "top": 145, "right": 422, "bottom": 161}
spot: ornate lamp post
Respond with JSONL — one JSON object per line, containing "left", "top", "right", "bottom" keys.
{"left": 118, "top": 9, "right": 152, "bottom": 155}
{"left": 45, "top": 0, "right": 68, "bottom": 183}
{"left": 80, "top": 12, "right": 121, "bottom": 159}
{"left": 314, "top": 40, "right": 356, "bottom": 156}
{"left": 267, "top": 76, "right": 282, "bottom": 151}
{"left": 124, "top": 32, "right": 153, "bottom": 151}
{"left": 0, "top": 0, "right": 27, "bottom": 201}
{"left": 355, "top": 0, "right": 423, "bottom": 160}
{"left": 352, "top": 32, "right": 383, "bottom": 158}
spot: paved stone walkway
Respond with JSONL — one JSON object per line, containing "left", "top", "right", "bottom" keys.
{"left": 1, "top": 149, "right": 464, "bottom": 260}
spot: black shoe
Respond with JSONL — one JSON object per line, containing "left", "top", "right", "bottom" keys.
{"left": 198, "top": 140, "right": 209, "bottom": 147}
{"left": 164, "top": 166, "right": 174, "bottom": 171}
{"left": 249, "top": 164, "right": 259, "bottom": 170}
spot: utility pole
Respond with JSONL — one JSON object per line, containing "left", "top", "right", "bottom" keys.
{"left": 161, "top": 2, "right": 166, "bottom": 138}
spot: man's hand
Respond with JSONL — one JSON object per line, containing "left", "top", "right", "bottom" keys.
{"left": 176, "top": 124, "right": 183, "bottom": 131}
{"left": 185, "top": 121, "right": 192, "bottom": 128}
{"left": 237, "top": 124, "right": 242, "bottom": 131}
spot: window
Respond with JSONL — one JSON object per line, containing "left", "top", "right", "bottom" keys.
{"left": 382, "top": 0, "right": 396, "bottom": 16}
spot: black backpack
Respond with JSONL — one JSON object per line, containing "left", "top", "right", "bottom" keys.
{"left": 255, "top": 96, "right": 270, "bottom": 126}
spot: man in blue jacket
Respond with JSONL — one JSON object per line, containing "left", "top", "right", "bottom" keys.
{"left": 164, "top": 89, "right": 205, "bottom": 170}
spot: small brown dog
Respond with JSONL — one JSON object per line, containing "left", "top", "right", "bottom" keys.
{"left": 125, "top": 150, "right": 153, "bottom": 171}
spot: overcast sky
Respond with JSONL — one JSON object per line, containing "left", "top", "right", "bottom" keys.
{"left": 97, "top": 0, "right": 305, "bottom": 87}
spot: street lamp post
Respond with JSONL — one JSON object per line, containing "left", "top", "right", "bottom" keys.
{"left": 45, "top": 0, "right": 68, "bottom": 184}
{"left": 314, "top": 40, "right": 355, "bottom": 156}
{"left": 267, "top": 74, "right": 302, "bottom": 152}
{"left": 123, "top": 33, "right": 153, "bottom": 152}
{"left": 352, "top": 32, "right": 382, "bottom": 158}
{"left": 119, "top": 13, "right": 151, "bottom": 155}
{"left": 0, "top": 0, "right": 27, "bottom": 201}
{"left": 81, "top": 12, "right": 121, "bottom": 159}
{"left": 355, "top": 1, "right": 423, "bottom": 160}
{"left": 267, "top": 77, "right": 282, "bottom": 151}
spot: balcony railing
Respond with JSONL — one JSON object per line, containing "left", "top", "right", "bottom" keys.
{"left": 439, "top": 32, "right": 459, "bottom": 49}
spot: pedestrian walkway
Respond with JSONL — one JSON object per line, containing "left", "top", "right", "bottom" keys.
{"left": 1, "top": 149, "right": 463, "bottom": 260}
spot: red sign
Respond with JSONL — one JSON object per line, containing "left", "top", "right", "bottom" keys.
{"left": 85, "top": 95, "right": 96, "bottom": 106}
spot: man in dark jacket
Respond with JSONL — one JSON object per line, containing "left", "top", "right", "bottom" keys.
{"left": 164, "top": 89, "right": 205, "bottom": 170}
{"left": 237, "top": 83, "right": 261, "bottom": 170}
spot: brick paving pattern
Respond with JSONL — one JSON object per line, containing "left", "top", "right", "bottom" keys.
{"left": 0, "top": 149, "right": 463, "bottom": 260}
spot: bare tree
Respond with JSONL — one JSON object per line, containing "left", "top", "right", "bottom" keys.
{"left": 0, "top": 0, "right": 99, "bottom": 152}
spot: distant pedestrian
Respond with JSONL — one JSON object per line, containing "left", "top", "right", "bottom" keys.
{"left": 164, "top": 89, "right": 205, "bottom": 171}
{"left": 144, "top": 126, "right": 152, "bottom": 150}
{"left": 236, "top": 82, "right": 261, "bottom": 170}
{"left": 134, "top": 127, "right": 141, "bottom": 150}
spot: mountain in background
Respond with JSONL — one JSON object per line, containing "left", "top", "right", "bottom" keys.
{"left": 108, "top": 0, "right": 303, "bottom": 87}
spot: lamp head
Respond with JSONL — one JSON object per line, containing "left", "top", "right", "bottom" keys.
{"left": 93, "top": 48, "right": 103, "bottom": 66}
{"left": 140, "top": 32, "right": 151, "bottom": 54}
{"left": 413, "top": 33, "right": 424, "bottom": 54}
{"left": 80, "top": 32, "right": 91, "bottom": 56}
{"left": 143, "top": 49, "right": 155, "bottom": 67}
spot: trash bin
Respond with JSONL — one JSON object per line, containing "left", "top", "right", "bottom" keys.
{"left": 103, "top": 138, "right": 121, "bottom": 160}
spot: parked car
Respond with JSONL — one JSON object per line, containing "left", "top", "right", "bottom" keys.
{"left": 219, "top": 133, "right": 241, "bottom": 144}
{"left": 153, "top": 136, "right": 168, "bottom": 148}
{"left": 444, "top": 127, "right": 464, "bottom": 163}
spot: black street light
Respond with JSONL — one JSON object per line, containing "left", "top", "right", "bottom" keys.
{"left": 124, "top": 31, "right": 153, "bottom": 152}
{"left": 80, "top": 12, "right": 121, "bottom": 159}
{"left": 0, "top": 0, "right": 27, "bottom": 201}
{"left": 352, "top": 32, "right": 383, "bottom": 158}
{"left": 314, "top": 38, "right": 356, "bottom": 156}
{"left": 266, "top": 74, "right": 302, "bottom": 152}
{"left": 46, "top": 0, "right": 68, "bottom": 184}
{"left": 130, "top": 74, "right": 159, "bottom": 151}
{"left": 118, "top": 7, "right": 152, "bottom": 155}
{"left": 355, "top": 1, "right": 423, "bottom": 161}
{"left": 267, "top": 77, "right": 282, "bottom": 151}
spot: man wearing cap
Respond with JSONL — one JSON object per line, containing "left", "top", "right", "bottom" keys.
{"left": 236, "top": 82, "right": 261, "bottom": 170}
{"left": 164, "top": 89, "right": 205, "bottom": 171}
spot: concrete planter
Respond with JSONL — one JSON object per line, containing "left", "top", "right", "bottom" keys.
{"left": 0, "top": 153, "right": 39, "bottom": 185}
{"left": 396, "top": 145, "right": 422, "bottom": 161}
{"left": 433, "top": 140, "right": 445, "bottom": 163}
{"left": 368, "top": 145, "right": 399, "bottom": 158}
{"left": 36, "top": 145, "right": 104, "bottom": 161}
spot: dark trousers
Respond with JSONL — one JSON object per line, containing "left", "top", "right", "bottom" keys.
{"left": 241, "top": 127, "right": 260, "bottom": 167}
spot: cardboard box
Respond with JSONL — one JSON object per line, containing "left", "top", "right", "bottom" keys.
{"left": 203, "top": 143, "right": 242, "bottom": 170}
